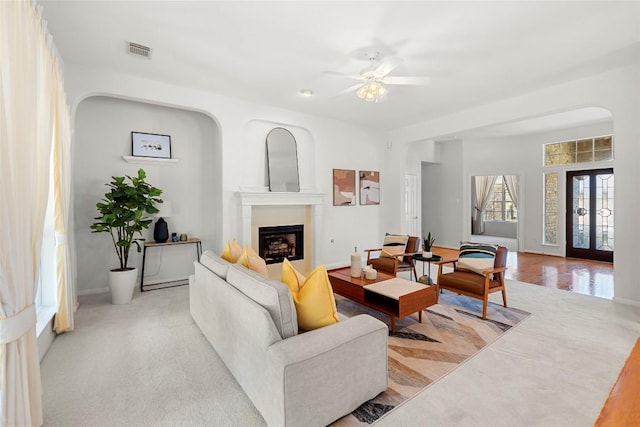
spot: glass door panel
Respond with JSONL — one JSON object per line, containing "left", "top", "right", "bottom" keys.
{"left": 572, "top": 175, "right": 590, "bottom": 249}
{"left": 595, "top": 173, "right": 614, "bottom": 251}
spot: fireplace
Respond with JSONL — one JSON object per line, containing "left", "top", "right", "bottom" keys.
{"left": 259, "top": 225, "right": 304, "bottom": 265}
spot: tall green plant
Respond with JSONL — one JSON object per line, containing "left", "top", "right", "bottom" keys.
{"left": 423, "top": 232, "right": 436, "bottom": 251}
{"left": 90, "top": 168, "right": 163, "bottom": 270}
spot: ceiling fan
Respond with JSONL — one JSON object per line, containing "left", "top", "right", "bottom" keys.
{"left": 328, "top": 51, "right": 430, "bottom": 103}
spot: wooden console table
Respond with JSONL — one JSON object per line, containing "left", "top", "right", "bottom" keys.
{"left": 140, "top": 238, "right": 202, "bottom": 292}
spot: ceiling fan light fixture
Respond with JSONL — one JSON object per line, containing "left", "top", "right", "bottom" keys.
{"left": 357, "top": 80, "right": 387, "bottom": 103}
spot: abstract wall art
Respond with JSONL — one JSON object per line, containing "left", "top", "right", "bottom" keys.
{"left": 333, "top": 169, "right": 356, "bottom": 206}
{"left": 359, "top": 170, "right": 380, "bottom": 205}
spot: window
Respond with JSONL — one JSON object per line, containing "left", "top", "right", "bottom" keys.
{"left": 542, "top": 135, "right": 613, "bottom": 246}
{"left": 544, "top": 136, "right": 613, "bottom": 166}
{"left": 544, "top": 172, "right": 559, "bottom": 245}
{"left": 484, "top": 176, "right": 517, "bottom": 222}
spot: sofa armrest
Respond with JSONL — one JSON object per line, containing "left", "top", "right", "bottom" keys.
{"left": 263, "top": 314, "right": 388, "bottom": 427}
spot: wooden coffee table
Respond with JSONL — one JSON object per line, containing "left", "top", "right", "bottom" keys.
{"left": 328, "top": 267, "right": 437, "bottom": 334}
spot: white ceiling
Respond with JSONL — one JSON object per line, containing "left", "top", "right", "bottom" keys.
{"left": 39, "top": 1, "right": 640, "bottom": 132}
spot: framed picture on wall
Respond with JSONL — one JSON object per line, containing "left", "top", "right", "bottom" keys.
{"left": 333, "top": 169, "right": 356, "bottom": 206}
{"left": 359, "top": 170, "right": 380, "bottom": 205}
{"left": 131, "top": 132, "right": 172, "bottom": 159}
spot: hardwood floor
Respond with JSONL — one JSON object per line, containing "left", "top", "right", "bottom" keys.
{"left": 594, "top": 338, "right": 640, "bottom": 426}
{"left": 432, "top": 246, "right": 614, "bottom": 300}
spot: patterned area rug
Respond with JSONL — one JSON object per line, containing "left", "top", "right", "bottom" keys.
{"left": 332, "top": 291, "right": 530, "bottom": 426}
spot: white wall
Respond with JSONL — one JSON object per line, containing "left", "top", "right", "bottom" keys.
{"left": 388, "top": 65, "right": 640, "bottom": 306}
{"left": 74, "top": 96, "right": 220, "bottom": 294}
{"left": 66, "top": 64, "right": 640, "bottom": 305}
{"left": 421, "top": 140, "right": 463, "bottom": 248}
{"left": 67, "top": 66, "right": 388, "bottom": 292}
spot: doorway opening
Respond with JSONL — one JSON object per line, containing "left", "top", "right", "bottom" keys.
{"left": 471, "top": 175, "right": 519, "bottom": 251}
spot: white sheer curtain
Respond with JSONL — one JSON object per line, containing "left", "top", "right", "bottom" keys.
{"left": 0, "top": 2, "right": 70, "bottom": 424}
{"left": 473, "top": 175, "right": 498, "bottom": 235}
{"left": 53, "top": 70, "right": 76, "bottom": 333}
{"left": 504, "top": 175, "right": 519, "bottom": 209}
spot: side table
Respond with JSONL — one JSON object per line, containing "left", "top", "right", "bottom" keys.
{"left": 412, "top": 254, "right": 443, "bottom": 285}
{"left": 141, "top": 238, "right": 202, "bottom": 292}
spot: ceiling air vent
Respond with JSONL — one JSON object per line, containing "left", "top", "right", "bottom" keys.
{"left": 127, "top": 42, "right": 152, "bottom": 59}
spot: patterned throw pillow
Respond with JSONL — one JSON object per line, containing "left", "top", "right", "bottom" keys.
{"left": 457, "top": 242, "right": 499, "bottom": 275}
{"left": 380, "top": 234, "right": 409, "bottom": 258}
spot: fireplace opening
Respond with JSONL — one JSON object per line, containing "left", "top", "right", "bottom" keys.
{"left": 259, "top": 225, "right": 304, "bottom": 265}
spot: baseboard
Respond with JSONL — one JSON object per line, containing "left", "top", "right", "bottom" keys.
{"left": 77, "top": 286, "right": 109, "bottom": 296}
{"left": 143, "top": 276, "right": 189, "bottom": 286}
{"left": 521, "top": 250, "right": 564, "bottom": 257}
{"left": 612, "top": 296, "right": 640, "bottom": 308}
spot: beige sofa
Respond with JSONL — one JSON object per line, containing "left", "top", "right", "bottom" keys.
{"left": 189, "top": 251, "right": 388, "bottom": 427}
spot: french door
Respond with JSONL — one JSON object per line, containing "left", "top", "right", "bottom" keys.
{"left": 565, "top": 168, "right": 614, "bottom": 262}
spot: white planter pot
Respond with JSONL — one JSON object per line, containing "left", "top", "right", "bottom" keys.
{"left": 108, "top": 268, "right": 137, "bottom": 305}
{"left": 422, "top": 251, "right": 433, "bottom": 258}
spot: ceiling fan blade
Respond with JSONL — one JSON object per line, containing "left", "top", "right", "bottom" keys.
{"left": 329, "top": 83, "right": 364, "bottom": 99}
{"left": 324, "top": 70, "right": 365, "bottom": 80}
{"left": 381, "top": 76, "right": 431, "bottom": 86}
{"left": 374, "top": 57, "right": 403, "bottom": 77}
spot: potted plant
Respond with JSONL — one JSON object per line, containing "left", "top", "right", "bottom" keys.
{"left": 422, "top": 232, "right": 436, "bottom": 258}
{"left": 90, "top": 168, "right": 162, "bottom": 304}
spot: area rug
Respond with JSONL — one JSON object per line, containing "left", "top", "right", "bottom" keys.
{"left": 332, "top": 291, "right": 531, "bottom": 426}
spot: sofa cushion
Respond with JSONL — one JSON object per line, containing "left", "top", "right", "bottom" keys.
{"left": 380, "top": 233, "right": 409, "bottom": 258}
{"left": 281, "top": 259, "right": 339, "bottom": 331}
{"left": 221, "top": 238, "right": 243, "bottom": 263}
{"left": 457, "top": 242, "right": 498, "bottom": 275}
{"left": 226, "top": 264, "right": 298, "bottom": 339}
{"left": 236, "top": 246, "right": 269, "bottom": 277}
{"left": 200, "top": 250, "right": 232, "bottom": 280}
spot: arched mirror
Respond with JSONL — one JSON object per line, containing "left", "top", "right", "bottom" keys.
{"left": 266, "top": 127, "right": 300, "bottom": 192}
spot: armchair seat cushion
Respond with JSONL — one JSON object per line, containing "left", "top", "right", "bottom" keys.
{"left": 438, "top": 270, "right": 502, "bottom": 295}
{"left": 368, "top": 257, "right": 397, "bottom": 275}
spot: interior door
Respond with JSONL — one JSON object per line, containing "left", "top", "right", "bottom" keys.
{"left": 405, "top": 173, "right": 418, "bottom": 236}
{"left": 566, "top": 168, "right": 614, "bottom": 262}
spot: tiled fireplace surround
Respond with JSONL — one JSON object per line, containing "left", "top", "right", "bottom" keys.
{"left": 237, "top": 191, "right": 324, "bottom": 271}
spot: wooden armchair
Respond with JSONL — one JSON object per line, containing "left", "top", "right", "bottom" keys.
{"left": 435, "top": 245, "right": 508, "bottom": 319}
{"left": 365, "top": 235, "right": 421, "bottom": 281}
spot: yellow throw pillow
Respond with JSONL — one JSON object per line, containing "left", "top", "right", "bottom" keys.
{"left": 236, "top": 246, "right": 269, "bottom": 277}
{"left": 281, "top": 258, "right": 307, "bottom": 294}
{"left": 221, "top": 238, "right": 243, "bottom": 263}
{"left": 281, "top": 259, "right": 339, "bottom": 331}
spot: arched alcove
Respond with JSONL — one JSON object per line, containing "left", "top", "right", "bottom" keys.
{"left": 73, "top": 95, "right": 222, "bottom": 294}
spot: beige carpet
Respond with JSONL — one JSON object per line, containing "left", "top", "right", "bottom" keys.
{"left": 333, "top": 292, "right": 530, "bottom": 426}
{"left": 40, "top": 280, "right": 640, "bottom": 426}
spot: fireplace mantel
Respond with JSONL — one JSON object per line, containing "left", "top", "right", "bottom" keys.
{"left": 236, "top": 190, "right": 325, "bottom": 268}
{"left": 237, "top": 191, "right": 324, "bottom": 207}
